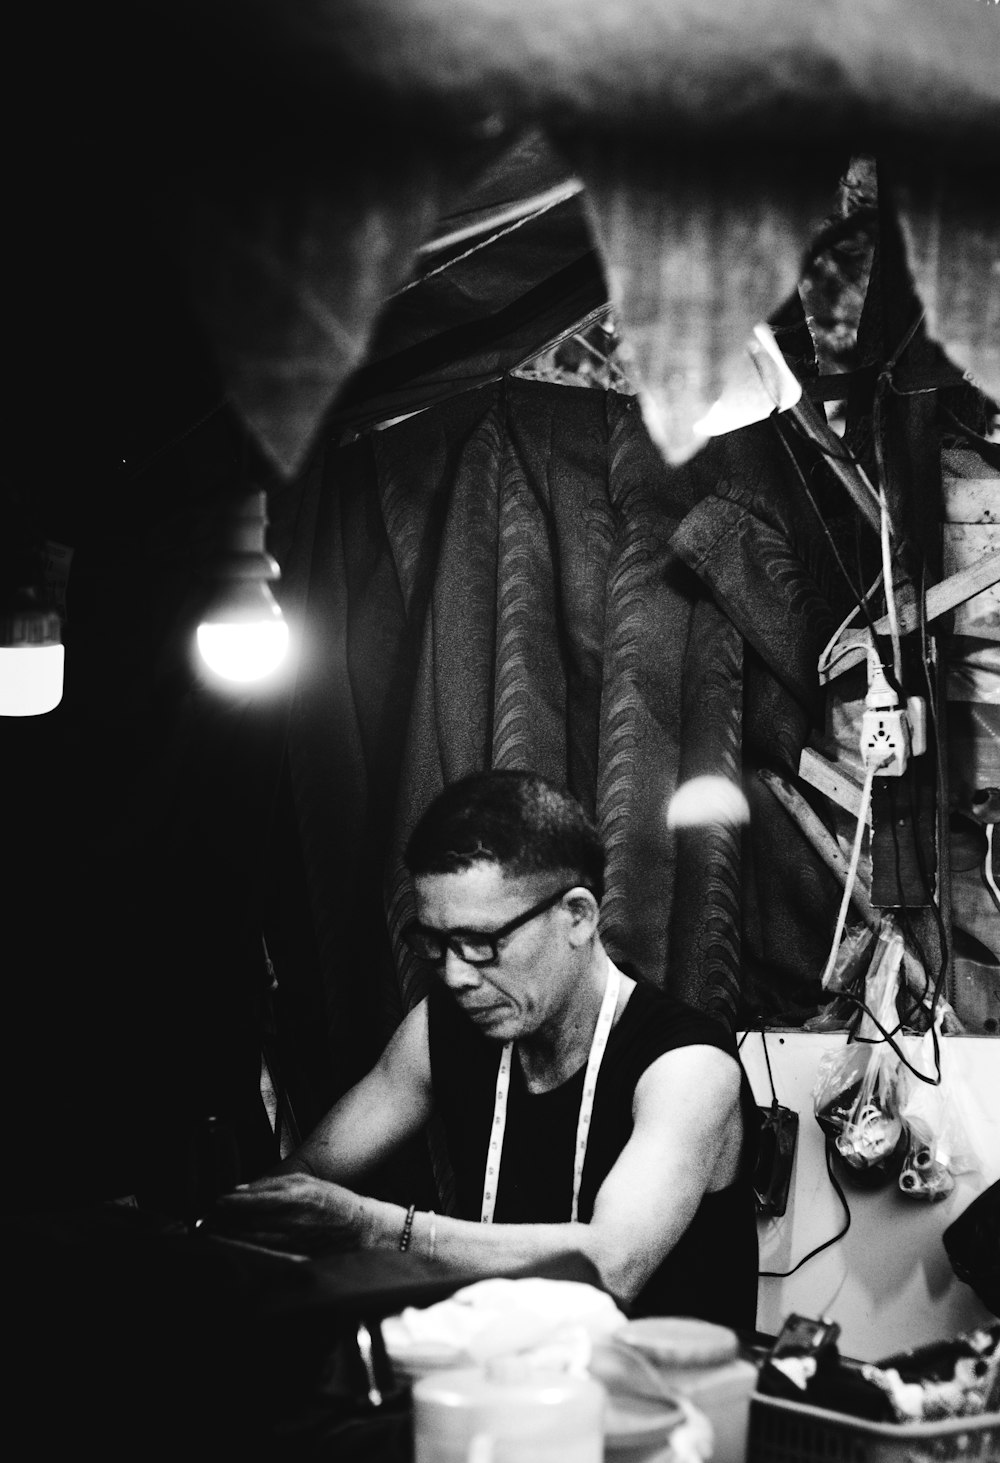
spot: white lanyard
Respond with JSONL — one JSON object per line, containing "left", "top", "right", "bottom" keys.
{"left": 480, "top": 959, "right": 621, "bottom": 1225}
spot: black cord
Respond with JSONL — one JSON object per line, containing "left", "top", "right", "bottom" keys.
{"left": 773, "top": 417, "right": 871, "bottom": 610}
{"left": 902, "top": 770, "right": 950, "bottom": 1020}
{"left": 771, "top": 416, "right": 905, "bottom": 705}
{"left": 830, "top": 862, "right": 943, "bottom": 1085}
{"left": 816, "top": 525, "right": 948, "bottom": 1079}
{"left": 738, "top": 1020, "right": 780, "bottom": 1105}
{"left": 913, "top": 578, "right": 953, "bottom": 1013}
{"left": 741, "top": 1031, "right": 852, "bottom": 1281}
{"left": 868, "top": 551, "right": 949, "bottom": 1048}
{"left": 121, "top": 395, "right": 230, "bottom": 483}
{"left": 760, "top": 1139, "right": 852, "bottom": 1279}
{"left": 837, "top": 991, "right": 942, "bottom": 1087}
{"left": 760, "top": 1027, "right": 778, "bottom": 1105}
{"left": 885, "top": 780, "right": 939, "bottom": 1035}
{"left": 917, "top": 581, "right": 965, "bottom": 972}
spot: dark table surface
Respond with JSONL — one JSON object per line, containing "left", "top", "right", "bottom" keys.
{"left": 0, "top": 1202, "right": 607, "bottom": 1461}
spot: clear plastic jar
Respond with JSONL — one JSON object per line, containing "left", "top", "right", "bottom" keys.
{"left": 614, "top": 1317, "right": 758, "bottom": 1463}
{"left": 412, "top": 1359, "right": 605, "bottom": 1463}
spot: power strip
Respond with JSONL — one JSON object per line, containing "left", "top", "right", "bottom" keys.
{"left": 862, "top": 647, "right": 927, "bottom": 778}
{"left": 861, "top": 707, "right": 910, "bottom": 776}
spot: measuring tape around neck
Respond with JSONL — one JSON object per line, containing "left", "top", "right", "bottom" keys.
{"left": 480, "top": 958, "right": 621, "bottom": 1225}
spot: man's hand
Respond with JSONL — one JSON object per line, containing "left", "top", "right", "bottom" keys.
{"left": 202, "top": 1173, "right": 369, "bottom": 1254}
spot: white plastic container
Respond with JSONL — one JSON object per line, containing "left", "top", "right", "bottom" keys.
{"left": 614, "top": 1317, "right": 758, "bottom": 1463}
{"left": 412, "top": 1359, "right": 605, "bottom": 1463}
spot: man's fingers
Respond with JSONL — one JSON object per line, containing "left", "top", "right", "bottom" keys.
{"left": 203, "top": 1226, "right": 302, "bottom": 1252}
{"left": 216, "top": 1174, "right": 308, "bottom": 1202}
{"left": 212, "top": 1191, "right": 291, "bottom": 1214}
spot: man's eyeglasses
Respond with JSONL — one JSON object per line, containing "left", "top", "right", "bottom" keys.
{"left": 402, "top": 884, "right": 581, "bottom": 967}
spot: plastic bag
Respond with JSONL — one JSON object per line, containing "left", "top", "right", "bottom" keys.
{"left": 805, "top": 920, "right": 877, "bottom": 1032}
{"left": 822, "top": 920, "right": 877, "bottom": 994}
{"left": 897, "top": 1015, "right": 983, "bottom": 1201}
{"left": 813, "top": 927, "right": 907, "bottom": 1183}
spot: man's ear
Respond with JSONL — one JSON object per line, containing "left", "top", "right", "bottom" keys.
{"left": 564, "top": 887, "right": 600, "bottom": 945}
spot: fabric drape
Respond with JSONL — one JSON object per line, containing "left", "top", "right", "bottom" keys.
{"left": 269, "top": 377, "right": 852, "bottom": 1146}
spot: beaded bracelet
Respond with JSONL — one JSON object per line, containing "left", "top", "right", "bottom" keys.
{"left": 399, "top": 1202, "right": 416, "bottom": 1252}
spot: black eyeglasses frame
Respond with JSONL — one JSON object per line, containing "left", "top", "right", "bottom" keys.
{"left": 402, "top": 883, "right": 584, "bottom": 967}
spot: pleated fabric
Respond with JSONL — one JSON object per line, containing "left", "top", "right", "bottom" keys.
{"left": 276, "top": 377, "right": 849, "bottom": 1136}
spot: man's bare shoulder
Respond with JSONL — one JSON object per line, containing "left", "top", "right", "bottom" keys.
{"left": 374, "top": 994, "right": 433, "bottom": 1085}
{"left": 635, "top": 1041, "right": 741, "bottom": 1103}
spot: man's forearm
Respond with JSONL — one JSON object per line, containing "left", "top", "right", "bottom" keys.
{"left": 356, "top": 1197, "right": 627, "bottom": 1304}
{"left": 205, "top": 1172, "right": 668, "bottom": 1305}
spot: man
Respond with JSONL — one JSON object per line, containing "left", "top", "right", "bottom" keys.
{"left": 210, "top": 770, "right": 759, "bottom": 1328}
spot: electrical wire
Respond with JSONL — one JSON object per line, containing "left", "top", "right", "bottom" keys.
{"left": 837, "top": 982, "right": 944, "bottom": 1087}
{"left": 812, "top": 331, "right": 951, "bottom": 1069}
{"left": 984, "top": 826, "right": 1000, "bottom": 914}
{"left": 810, "top": 825, "right": 946, "bottom": 1082}
{"left": 869, "top": 375, "right": 903, "bottom": 686}
{"left": 873, "top": 454, "right": 904, "bottom": 698}
{"left": 757, "top": 317, "right": 958, "bottom": 1274}
{"left": 773, "top": 418, "right": 870, "bottom": 609}
{"left": 902, "top": 771, "right": 949, "bottom": 1018}
{"left": 869, "top": 311, "right": 928, "bottom": 689}
{"left": 742, "top": 1028, "right": 854, "bottom": 1281}
{"left": 759, "top": 1139, "right": 851, "bottom": 1279}
{"left": 772, "top": 416, "right": 905, "bottom": 704}
{"left": 778, "top": 311, "right": 935, "bottom": 708}
{"left": 837, "top": 929, "right": 943, "bottom": 1084}
{"left": 877, "top": 481, "right": 904, "bottom": 687}
{"left": 915, "top": 564, "right": 955, "bottom": 995}
{"left": 830, "top": 768, "right": 945, "bottom": 1088}
{"left": 820, "top": 761, "right": 880, "bottom": 990}
{"left": 822, "top": 560, "right": 951, "bottom": 1075}
{"left": 814, "top": 757, "right": 945, "bottom": 1085}
{"left": 121, "top": 395, "right": 230, "bottom": 483}
{"left": 783, "top": 409, "right": 884, "bottom": 529}
{"left": 760, "top": 1026, "right": 778, "bottom": 1105}
{"left": 818, "top": 570, "right": 884, "bottom": 680}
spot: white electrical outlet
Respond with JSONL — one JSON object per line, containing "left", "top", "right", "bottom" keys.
{"left": 861, "top": 707, "right": 910, "bottom": 776}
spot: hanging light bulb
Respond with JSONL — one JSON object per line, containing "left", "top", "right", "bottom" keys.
{"left": 196, "top": 489, "right": 289, "bottom": 685}
{"left": 665, "top": 775, "right": 750, "bottom": 829}
{"left": 0, "top": 584, "right": 64, "bottom": 716}
{"left": 196, "top": 580, "right": 288, "bottom": 683}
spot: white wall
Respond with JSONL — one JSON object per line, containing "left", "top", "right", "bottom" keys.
{"left": 739, "top": 1030, "right": 1000, "bottom": 1360}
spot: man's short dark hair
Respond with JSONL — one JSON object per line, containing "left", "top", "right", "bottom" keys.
{"left": 404, "top": 769, "right": 605, "bottom": 901}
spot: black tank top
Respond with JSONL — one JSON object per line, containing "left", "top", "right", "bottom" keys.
{"left": 427, "top": 977, "right": 759, "bottom": 1329}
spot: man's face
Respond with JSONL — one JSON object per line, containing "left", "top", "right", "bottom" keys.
{"left": 412, "top": 863, "right": 581, "bottom": 1043}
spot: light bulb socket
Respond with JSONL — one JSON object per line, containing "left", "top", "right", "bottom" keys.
{"left": 0, "top": 588, "right": 62, "bottom": 648}
{"left": 201, "top": 576, "right": 284, "bottom": 626}
{"left": 195, "top": 489, "right": 289, "bottom": 686}
{"left": 210, "top": 549, "right": 282, "bottom": 585}
{"left": 0, "top": 587, "right": 64, "bottom": 715}
{"left": 202, "top": 488, "right": 281, "bottom": 586}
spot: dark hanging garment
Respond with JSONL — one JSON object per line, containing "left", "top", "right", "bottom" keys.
{"left": 427, "top": 977, "right": 760, "bottom": 1331}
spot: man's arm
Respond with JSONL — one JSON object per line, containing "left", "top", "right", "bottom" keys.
{"left": 586, "top": 1042, "right": 744, "bottom": 1301}
{"left": 274, "top": 997, "right": 435, "bottom": 1183}
{"left": 212, "top": 1039, "right": 743, "bottom": 1307}
{"left": 367, "top": 1041, "right": 742, "bottom": 1303}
